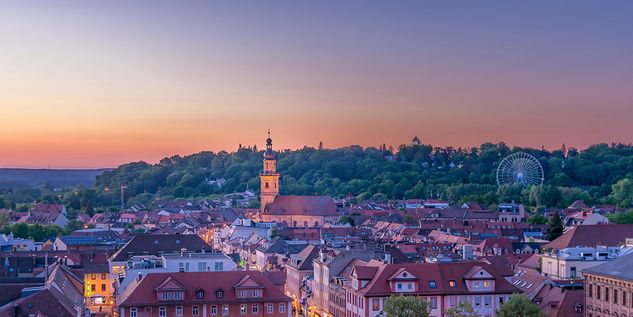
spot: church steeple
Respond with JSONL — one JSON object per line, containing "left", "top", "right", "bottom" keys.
{"left": 260, "top": 131, "right": 279, "bottom": 213}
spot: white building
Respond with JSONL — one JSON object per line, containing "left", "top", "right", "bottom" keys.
{"left": 541, "top": 245, "right": 633, "bottom": 279}
{"left": 118, "top": 251, "right": 238, "bottom": 293}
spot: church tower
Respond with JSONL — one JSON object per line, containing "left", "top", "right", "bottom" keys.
{"left": 260, "top": 131, "right": 279, "bottom": 212}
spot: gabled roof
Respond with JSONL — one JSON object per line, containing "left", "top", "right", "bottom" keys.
{"left": 263, "top": 196, "right": 338, "bottom": 216}
{"left": 234, "top": 275, "right": 264, "bottom": 289}
{"left": 155, "top": 276, "right": 185, "bottom": 291}
{"left": 544, "top": 224, "right": 633, "bottom": 250}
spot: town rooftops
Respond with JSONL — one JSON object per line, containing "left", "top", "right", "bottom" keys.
{"left": 109, "top": 234, "right": 211, "bottom": 262}
{"left": 263, "top": 195, "right": 338, "bottom": 216}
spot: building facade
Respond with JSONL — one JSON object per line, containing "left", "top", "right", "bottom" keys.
{"left": 345, "top": 262, "right": 518, "bottom": 317}
{"left": 118, "top": 271, "right": 292, "bottom": 317}
{"left": 584, "top": 252, "right": 633, "bottom": 317}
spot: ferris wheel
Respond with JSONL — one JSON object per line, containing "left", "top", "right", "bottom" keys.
{"left": 496, "top": 152, "right": 544, "bottom": 186}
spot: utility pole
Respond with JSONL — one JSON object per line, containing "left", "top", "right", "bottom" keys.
{"left": 120, "top": 184, "right": 127, "bottom": 210}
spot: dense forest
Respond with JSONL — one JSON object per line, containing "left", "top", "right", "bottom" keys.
{"left": 1, "top": 142, "right": 633, "bottom": 215}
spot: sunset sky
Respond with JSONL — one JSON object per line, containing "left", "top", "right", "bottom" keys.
{"left": 1, "top": 1, "right": 632, "bottom": 168}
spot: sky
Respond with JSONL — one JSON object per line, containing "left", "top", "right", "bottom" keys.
{"left": 1, "top": 1, "right": 632, "bottom": 168}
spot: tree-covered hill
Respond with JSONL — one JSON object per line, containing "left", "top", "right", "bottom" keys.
{"left": 91, "top": 142, "right": 633, "bottom": 209}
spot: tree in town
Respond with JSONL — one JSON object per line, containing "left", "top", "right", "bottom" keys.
{"left": 383, "top": 294, "right": 431, "bottom": 317}
{"left": 446, "top": 300, "right": 480, "bottom": 317}
{"left": 527, "top": 214, "right": 547, "bottom": 225}
{"left": 610, "top": 178, "right": 633, "bottom": 208}
{"left": 547, "top": 212, "right": 564, "bottom": 241}
{"left": 497, "top": 294, "right": 544, "bottom": 317}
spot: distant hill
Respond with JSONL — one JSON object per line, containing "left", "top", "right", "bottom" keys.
{"left": 0, "top": 168, "right": 108, "bottom": 189}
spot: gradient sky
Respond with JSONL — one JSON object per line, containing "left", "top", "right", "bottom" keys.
{"left": 1, "top": 1, "right": 632, "bottom": 168}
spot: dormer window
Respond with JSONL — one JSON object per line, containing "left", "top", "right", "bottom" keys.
{"left": 216, "top": 288, "right": 224, "bottom": 299}
{"left": 449, "top": 280, "right": 457, "bottom": 288}
{"left": 429, "top": 281, "right": 437, "bottom": 289}
{"left": 196, "top": 289, "right": 205, "bottom": 299}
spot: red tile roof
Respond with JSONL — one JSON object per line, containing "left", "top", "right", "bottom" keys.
{"left": 264, "top": 196, "right": 337, "bottom": 216}
{"left": 119, "top": 271, "right": 290, "bottom": 306}
{"left": 544, "top": 224, "right": 633, "bottom": 250}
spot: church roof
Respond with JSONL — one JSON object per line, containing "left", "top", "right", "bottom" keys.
{"left": 263, "top": 196, "right": 338, "bottom": 216}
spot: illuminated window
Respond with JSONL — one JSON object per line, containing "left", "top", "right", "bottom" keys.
{"left": 101, "top": 273, "right": 106, "bottom": 280}
{"left": 222, "top": 305, "right": 229, "bottom": 315}
{"left": 484, "top": 281, "right": 490, "bottom": 287}
{"left": 91, "top": 274, "right": 96, "bottom": 280}
{"left": 449, "top": 280, "right": 457, "bottom": 288}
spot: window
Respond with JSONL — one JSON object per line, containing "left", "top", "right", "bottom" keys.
{"left": 101, "top": 273, "right": 107, "bottom": 280}
{"left": 91, "top": 284, "right": 96, "bottom": 291}
{"left": 280, "top": 303, "right": 286, "bottom": 313}
{"left": 474, "top": 296, "right": 481, "bottom": 307}
{"left": 614, "top": 289, "right": 618, "bottom": 304}
{"left": 407, "top": 283, "right": 413, "bottom": 290}
{"left": 192, "top": 306, "right": 199, "bottom": 316}
{"left": 429, "top": 281, "right": 437, "bottom": 289}
{"left": 606, "top": 287, "right": 610, "bottom": 302}
{"left": 215, "top": 262, "right": 224, "bottom": 271}
{"left": 198, "top": 262, "right": 206, "bottom": 271}
{"left": 91, "top": 274, "right": 96, "bottom": 280}
{"left": 623, "top": 291, "right": 627, "bottom": 306}
{"left": 159, "top": 307, "right": 166, "bottom": 317}
{"left": 241, "top": 304, "right": 247, "bottom": 315}
{"left": 589, "top": 284, "right": 593, "bottom": 298}
{"left": 570, "top": 267, "right": 577, "bottom": 278}
{"left": 372, "top": 298, "right": 379, "bottom": 311}
{"left": 484, "top": 296, "right": 491, "bottom": 307}
{"left": 211, "top": 305, "right": 217, "bottom": 315}
{"left": 216, "top": 289, "right": 224, "bottom": 299}
{"left": 267, "top": 303, "right": 273, "bottom": 313}
{"left": 176, "top": 306, "right": 183, "bottom": 316}
{"left": 397, "top": 283, "right": 402, "bottom": 290}
{"left": 252, "top": 304, "right": 259, "bottom": 314}
{"left": 130, "top": 308, "right": 137, "bottom": 317}
{"left": 101, "top": 283, "right": 106, "bottom": 292}
{"left": 449, "top": 280, "right": 457, "bottom": 288}
{"left": 483, "top": 281, "right": 490, "bottom": 287}
{"left": 431, "top": 297, "right": 437, "bottom": 309}
{"left": 597, "top": 286, "right": 601, "bottom": 300}
{"left": 475, "top": 281, "right": 481, "bottom": 288}
{"left": 222, "top": 305, "right": 229, "bottom": 316}
{"left": 196, "top": 290, "right": 205, "bottom": 299}
{"left": 265, "top": 182, "right": 269, "bottom": 188}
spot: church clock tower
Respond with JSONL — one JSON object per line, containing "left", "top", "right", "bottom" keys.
{"left": 260, "top": 131, "right": 279, "bottom": 212}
